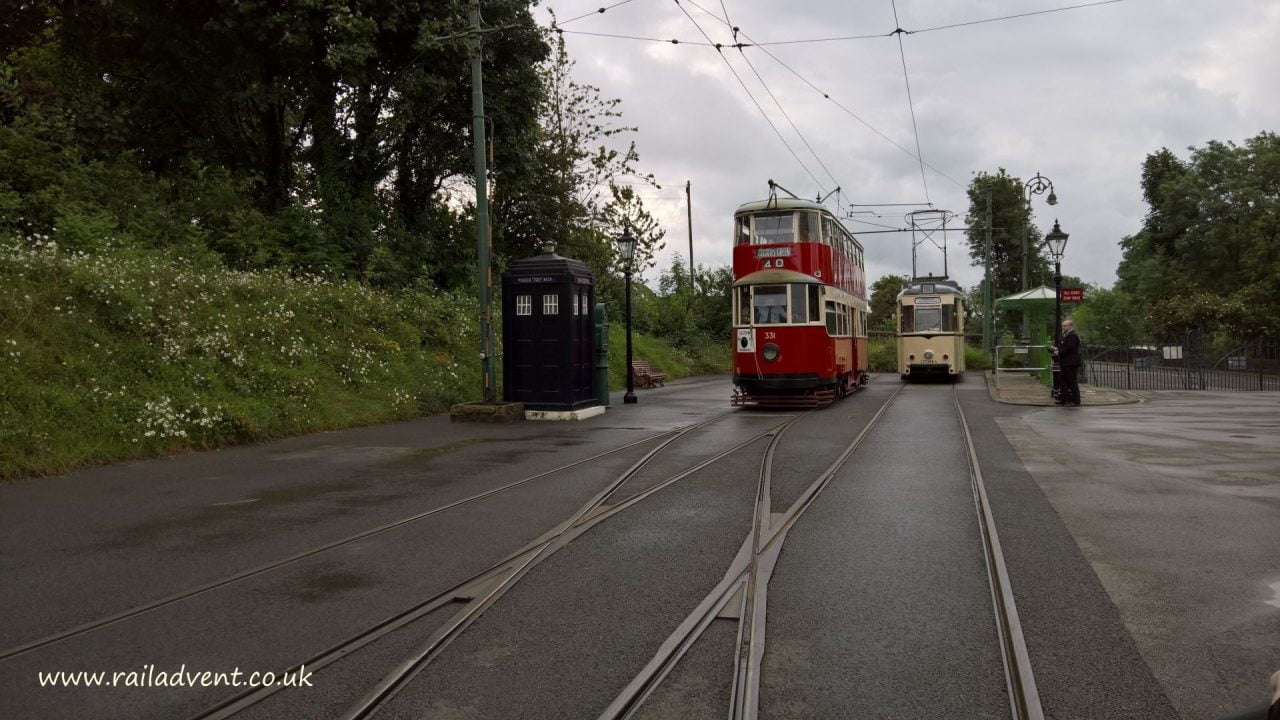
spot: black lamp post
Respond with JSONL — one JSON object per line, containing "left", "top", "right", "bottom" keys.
{"left": 1022, "top": 172, "right": 1057, "bottom": 292}
{"left": 617, "top": 228, "right": 638, "bottom": 405}
{"left": 1044, "top": 219, "right": 1070, "bottom": 345}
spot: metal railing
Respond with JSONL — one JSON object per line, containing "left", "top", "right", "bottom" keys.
{"left": 993, "top": 345, "right": 1050, "bottom": 389}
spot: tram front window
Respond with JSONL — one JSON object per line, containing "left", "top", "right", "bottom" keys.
{"left": 914, "top": 307, "right": 943, "bottom": 332}
{"left": 752, "top": 213, "right": 793, "bottom": 244}
{"left": 753, "top": 285, "right": 788, "bottom": 324}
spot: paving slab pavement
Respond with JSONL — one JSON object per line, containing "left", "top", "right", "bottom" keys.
{"left": 994, "top": 390, "right": 1280, "bottom": 718}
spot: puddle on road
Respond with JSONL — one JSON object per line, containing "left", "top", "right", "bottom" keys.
{"left": 278, "top": 567, "right": 378, "bottom": 603}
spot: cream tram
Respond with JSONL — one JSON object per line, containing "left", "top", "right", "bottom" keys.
{"left": 896, "top": 277, "right": 966, "bottom": 380}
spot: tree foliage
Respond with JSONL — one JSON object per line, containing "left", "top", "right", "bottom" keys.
{"left": 963, "top": 169, "right": 1053, "bottom": 300}
{"left": 1116, "top": 132, "right": 1280, "bottom": 338}
{"left": 868, "top": 274, "right": 904, "bottom": 332}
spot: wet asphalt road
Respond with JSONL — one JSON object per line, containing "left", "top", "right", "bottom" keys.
{"left": 4, "top": 373, "right": 1266, "bottom": 719}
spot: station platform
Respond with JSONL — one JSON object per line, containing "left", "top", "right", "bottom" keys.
{"left": 984, "top": 369, "right": 1141, "bottom": 406}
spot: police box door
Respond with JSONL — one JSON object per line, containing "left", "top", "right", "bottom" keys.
{"left": 507, "top": 284, "right": 566, "bottom": 405}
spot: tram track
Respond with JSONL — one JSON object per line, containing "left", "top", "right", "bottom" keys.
{"left": 183, "top": 409, "right": 803, "bottom": 720}
{"left": 0, "top": 414, "right": 735, "bottom": 663}
{"left": 604, "top": 382, "right": 1044, "bottom": 720}
{"left": 601, "top": 383, "right": 903, "bottom": 719}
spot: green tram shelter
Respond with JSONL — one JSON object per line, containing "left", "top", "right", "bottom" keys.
{"left": 994, "top": 285, "right": 1058, "bottom": 384}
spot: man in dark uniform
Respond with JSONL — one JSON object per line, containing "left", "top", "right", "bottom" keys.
{"left": 1054, "top": 318, "right": 1081, "bottom": 406}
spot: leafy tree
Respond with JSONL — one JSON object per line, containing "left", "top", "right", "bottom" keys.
{"left": 868, "top": 274, "right": 905, "bottom": 331}
{"left": 1116, "top": 132, "right": 1280, "bottom": 337}
{"left": 963, "top": 169, "right": 1053, "bottom": 301}
{"left": 495, "top": 29, "right": 662, "bottom": 284}
{"left": 1070, "top": 286, "right": 1140, "bottom": 345}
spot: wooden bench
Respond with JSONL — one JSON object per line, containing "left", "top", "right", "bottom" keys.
{"left": 630, "top": 360, "right": 666, "bottom": 388}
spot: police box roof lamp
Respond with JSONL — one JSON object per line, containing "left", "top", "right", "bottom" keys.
{"left": 541, "top": 241, "right": 557, "bottom": 255}
{"left": 1044, "top": 219, "right": 1069, "bottom": 260}
{"left": 616, "top": 227, "right": 637, "bottom": 271}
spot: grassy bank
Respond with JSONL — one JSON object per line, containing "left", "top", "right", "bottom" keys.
{"left": 0, "top": 240, "right": 731, "bottom": 480}
{"left": 605, "top": 323, "right": 731, "bottom": 391}
{"left": 0, "top": 239, "right": 486, "bottom": 480}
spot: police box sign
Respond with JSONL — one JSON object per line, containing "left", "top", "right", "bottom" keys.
{"left": 754, "top": 247, "right": 793, "bottom": 259}
{"left": 515, "top": 276, "right": 554, "bottom": 284}
{"left": 1060, "top": 288, "right": 1084, "bottom": 303}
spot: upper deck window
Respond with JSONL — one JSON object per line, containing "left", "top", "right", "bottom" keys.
{"left": 796, "top": 212, "right": 817, "bottom": 243}
{"left": 735, "top": 216, "right": 751, "bottom": 246}
{"left": 752, "top": 212, "right": 793, "bottom": 245}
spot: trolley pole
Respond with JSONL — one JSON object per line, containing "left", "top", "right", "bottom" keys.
{"left": 470, "top": 0, "right": 496, "bottom": 403}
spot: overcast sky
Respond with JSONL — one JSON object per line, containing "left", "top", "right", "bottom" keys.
{"left": 537, "top": 0, "right": 1279, "bottom": 292}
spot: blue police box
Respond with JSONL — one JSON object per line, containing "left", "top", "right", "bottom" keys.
{"left": 502, "top": 245, "right": 597, "bottom": 410}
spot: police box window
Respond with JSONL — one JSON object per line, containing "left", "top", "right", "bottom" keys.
{"left": 543, "top": 294, "right": 559, "bottom": 315}
{"left": 516, "top": 295, "right": 532, "bottom": 316}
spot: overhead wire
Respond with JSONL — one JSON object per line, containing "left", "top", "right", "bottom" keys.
{"left": 682, "top": 0, "right": 962, "bottom": 194}
{"left": 719, "top": 5, "right": 846, "bottom": 198}
{"left": 557, "top": 0, "right": 643, "bottom": 27}
{"left": 553, "top": 28, "right": 715, "bottom": 45}
{"left": 890, "top": 0, "right": 932, "bottom": 204}
{"left": 670, "top": 0, "right": 828, "bottom": 195}
{"left": 908, "top": 0, "right": 1124, "bottom": 35}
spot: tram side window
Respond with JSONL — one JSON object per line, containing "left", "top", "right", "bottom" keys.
{"left": 797, "top": 212, "right": 816, "bottom": 243}
{"left": 825, "top": 301, "right": 838, "bottom": 335}
{"left": 900, "top": 305, "right": 914, "bottom": 333}
{"left": 753, "top": 285, "right": 788, "bottom": 324}
{"left": 735, "top": 216, "right": 751, "bottom": 246}
{"left": 822, "top": 217, "right": 835, "bottom": 246}
{"left": 737, "top": 286, "right": 751, "bottom": 325}
{"left": 790, "top": 285, "right": 807, "bottom": 323}
{"left": 947, "top": 304, "right": 959, "bottom": 332}
{"left": 915, "top": 307, "right": 942, "bottom": 332}
{"left": 753, "top": 212, "right": 793, "bottom": 245}
{"left": 808, "top": 285, "right": 820, "bottom": 322}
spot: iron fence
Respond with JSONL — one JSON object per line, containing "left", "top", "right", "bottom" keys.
{"left": 1083, "top": 332, "right": 1280, "bottom": 391}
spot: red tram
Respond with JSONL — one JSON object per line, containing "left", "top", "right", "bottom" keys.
{"left": 731, "top": 197, "right": 870, "bottom": 406}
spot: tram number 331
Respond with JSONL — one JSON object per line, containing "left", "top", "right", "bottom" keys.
{"left": 763, "top": 332, "right": 776, "bottom": 340}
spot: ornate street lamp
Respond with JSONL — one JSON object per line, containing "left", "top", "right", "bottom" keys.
{"left": 1022, "top": 172, "right": 1057, "bottom": 291}
{"left": 617, "top": 228, "right": 638, "bottom": 405}
{"left": 1044, "top": 219, "right": 1070, "bottom": 345}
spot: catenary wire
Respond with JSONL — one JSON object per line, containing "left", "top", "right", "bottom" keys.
{"left": 671, "top": 0, "right": 828, "bottom": 195}
{"left": 557, "top": 0, "right": 643, "bottom": 27}
{"left": 732, "top": 21, "right": 845, "bottom": 195}
{"left": 891, "top": 0, "right": 932, "bottom": 204}
{"left": 682, "top": 0, "right": 964, "bottom": 192}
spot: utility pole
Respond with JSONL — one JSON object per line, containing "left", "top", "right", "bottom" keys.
{"left": 470, "top": 0, "right": 496, "bottom": 403}
{"left": 983, "top": 192, "right": 993, "bottom": 354}
{"left": 686, "top": 180, "right": 694, "bottom": 290}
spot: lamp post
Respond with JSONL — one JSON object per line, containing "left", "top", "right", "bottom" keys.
{"left": 1016, "top": 172, "right": 1057, "bottom": 343}
{"left": 617, "top": 228, "right": 638, "bottom": 405}
{"left": 1044, "top": 219, "right": 1070, "bottom": 345}
{"left": 1022, "top": 172, "right": 1057, "bottom": 291}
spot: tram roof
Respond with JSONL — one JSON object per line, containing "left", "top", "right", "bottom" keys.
{"left": 734, "top": 198, "right": 828, "bottom": 215}
{"left": 898, "top": 277, "right": 964, "bottom": 298}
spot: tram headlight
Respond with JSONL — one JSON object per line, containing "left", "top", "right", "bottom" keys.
{"left": 762, "top": 343, "right": 780, "bottom": 362}
{"left": 924, "top": 350, "right": 934, "bottom": 360}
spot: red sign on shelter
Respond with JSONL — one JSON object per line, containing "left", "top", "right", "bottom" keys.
{"left": 1060, "top": 287, "right": 1084, "bottom": 303}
